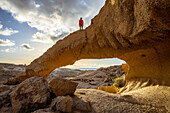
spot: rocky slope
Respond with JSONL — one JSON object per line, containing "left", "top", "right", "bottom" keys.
{"left": 68, "top": 65, "right": 124, "bottom": 89}
{"left": 0, "top": 63, "right": 25, "bottom": 82}
{"left": 47, "top": 68, "right": 88, "bottom": 81}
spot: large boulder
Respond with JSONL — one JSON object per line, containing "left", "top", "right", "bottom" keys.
{"left": 11, "top": 76, "right": 50, "bottom": 113}
{"left": 48, "top": 78, "right": 78, "bottom": 96}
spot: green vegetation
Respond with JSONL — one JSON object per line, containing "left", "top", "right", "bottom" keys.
{"left": 113, "top": 78, "right": 125, "bottom": 87}
{"left": 113, "top": 82, "right": 119, "bottom": 87}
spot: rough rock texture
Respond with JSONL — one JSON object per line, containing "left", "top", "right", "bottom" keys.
{"left": 48, "top": 78, "right": 78, "bottom": 96}
{"left": 54, "top": 96, "right": 73, "bottom": 113}
{"left": 74, "top": 86, "right": 169, "bottom": 113}
{"left": 72, "top": 96, "right": 92, "bottom": 112}
{"left": 7, "top": 0, "right": 170, "bottom": 92}
{"left": 0, "top": 84, "right": 16, "bottom": 113}
{"left": 11, "top": 76, "right": 50, "bottom": 113}
{"left": 32, "top": 108, "right": 54, "bottom": 113}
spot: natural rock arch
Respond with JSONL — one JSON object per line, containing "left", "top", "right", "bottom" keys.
{"left": 7, "top": 0, "right": 170, "bottom": 92}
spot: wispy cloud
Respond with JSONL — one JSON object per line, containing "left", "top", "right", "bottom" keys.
{"left": 20, "top": 43, "right": 34, "bottom": 51}
{"left": 0, "top": 47, "right": 16, "bottom": 53}
{"left": 0, "top": 24, "right": 19, "bottom": 36}
{"left": 31, "top": 32, "right": 68, "bottom": 44}
{"left": 0, "top": 39, "right": 15, "bottom": 46}
{"left": 0, "top": 0, "right": 105, "bottom": 42}
{"left": 31, "top": 32, "right": 54, "bottom": 44}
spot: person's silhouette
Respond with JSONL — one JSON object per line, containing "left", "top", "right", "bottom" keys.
{"left": 79, "top": 17, "right": 84, "bottom": 30}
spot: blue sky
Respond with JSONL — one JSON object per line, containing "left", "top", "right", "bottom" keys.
{"left": 0, "top": 0, "right": 125, "bottom": 68}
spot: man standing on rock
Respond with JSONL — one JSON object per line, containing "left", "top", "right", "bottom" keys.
{"left": 79, "top": 17, "right": 84, "bottom": 30}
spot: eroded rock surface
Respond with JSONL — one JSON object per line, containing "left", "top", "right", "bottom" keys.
{"left": 48, "top": 78, "right": 78, "bottom": 96}
{"left": 11, "top": 76, "right": 50, "bottom": 113}
{"left": 6, "top": 0, "right": 170, "bottom": 92}
{"left": 74, "top": 86, "right": 169, "bottom": 113}
{"left": 72, "top": 96, "right": 92, "bottom": 112}
{"left": 0, "top": 84, "right": 16, "bottom": 113}
{"left": 32, "top": 109, "right": 54, "bottom": 113}
{"left": 55, "top": 96, "right": 73, "bottom": 113}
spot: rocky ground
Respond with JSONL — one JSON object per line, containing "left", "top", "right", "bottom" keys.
{"left": 0, "top": 63, "right": 124, "bottom": 89}
{"left": 67, "top": 66, "right": 124, "bottom": 89}
{"left": 0, "top": 63, "right": 126, "bottom": 113}
{"left": 0, "top": 63, "right": 169, "bottom": 113}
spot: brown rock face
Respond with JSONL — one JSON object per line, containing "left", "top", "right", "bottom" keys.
{"left": 55, "top": 96, "right": 73, "bottom": 113}
{"left": 8, "top": 0, "right": 170, "bottom": 92}
{"left": 48, "top": 78, "right": 78, "bottom": 96}
{"left": 11, "top": 76, "right": 50, "bottom": 113}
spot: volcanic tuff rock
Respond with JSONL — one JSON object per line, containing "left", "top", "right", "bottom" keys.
{"left": 11, "top": 76, "right": 50, "bottom": 113}
{"left": 48, "top": 78, "right": 78, "bottom": 96}
{"left": 73, "top": 87, "right": 169, "bottom": 113}
{"left": 0, "top": 84, "right": 16, "bottom": 113}
{"left": 54, "top": 96, "right": 73, "bottom": 113}
{"left": 6, "top": 0, "right": 170, "bottom": 92}
{"left": 32, "top": 109, "right": 54, "bottom": 113}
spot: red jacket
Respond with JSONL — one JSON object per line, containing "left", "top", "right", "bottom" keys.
{"left": 79, "top": 19, "right": 83, "bottom": 26}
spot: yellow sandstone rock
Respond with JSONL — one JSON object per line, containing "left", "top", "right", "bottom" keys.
{"left": 122, "top": 63, "right": 128, "bottom": 76}
{"left": 97, "top": 86, "right": 119, "bottom": 94}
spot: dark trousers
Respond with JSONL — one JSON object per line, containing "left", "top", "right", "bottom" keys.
{"left": 79, "top": 25, "right": 83, "bottom": 30}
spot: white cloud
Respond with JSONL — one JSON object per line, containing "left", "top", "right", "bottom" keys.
{"left": 31, "top": 32, "right": 54, "bottom": 44}
{"left": 31, "top": 32, "right": 68, "bottom": 44}
{"left": 0, "top": 24, "right": 19, "bottom": 36}
{"left": 0, "top": 24, "right": 3, "bottom": 29}
{"left": 0, "top": 39, "right": 15, "bottom": 46}
{"left": 20, "top": 43, "right": 34, "bottom": 51}
{"left": 0, "top": 0, "right": 105, "bottom": 42}
{"left": 0, "top": 28, "right": 19, "bottom": 36}
{"left": 0, "top": 48, "right": 16, "bottom": 53}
